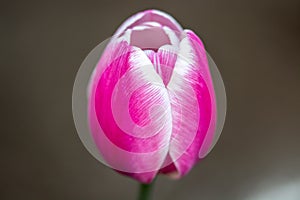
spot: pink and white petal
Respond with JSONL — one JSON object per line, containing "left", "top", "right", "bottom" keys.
{"left": 184, "top": 30, "right": 217, "bottom": 159}
{"left": 88, "top": 41, "right": 172, "bottom": 179}
{"left": 162, "top": 26, "right": 180, "bottom": 47}
{"left": 114, "top": 9, "right": 183, "bottom": 38}
{"left": 157, "top": 46, "right": 178, "bottom": 86}
{"left": 140, "top": 26, "right": 179, "bottom": 86}
{"left": 156, "top": 27, "right": 180, "bottom": 85}
{"left": 143, "top": 47, "right": 177, "bottom": 86}
{"left": 162, "top": 31, "right": 216, "bottom": 177}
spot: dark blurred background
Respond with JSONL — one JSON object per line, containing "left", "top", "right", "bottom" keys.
{"left": 1, "top": 0, "right": 300, "bottom": 199}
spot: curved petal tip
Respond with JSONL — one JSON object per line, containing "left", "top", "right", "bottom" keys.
{"left": 114, "top": 9, "right": 183, "bottom": 38}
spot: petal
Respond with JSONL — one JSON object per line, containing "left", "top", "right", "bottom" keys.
{"left": 124, "top": 21, "right": 181, "bottom": 52}
{"left": 162, "top": 30, "right": 217, "bottom": 177}
{"left": 139, "top": 26, "right": 179, "bottom": 86}
{"left": 184, "top": 30, "right": 217, "bottom": 159}
{"left": 114, "top": 9, "right": 183, "bottom": 39}
{"left": 144, "top": 46, "right": 177, "bottom": 86}
{"left": 88, "top": 38, "right": 173, "bottom": 181}
{"left": 130, "top": 25, "right": 172, "bottom": 50}
{"left": 118, "top": 171, "right": 158, "bottom": 184}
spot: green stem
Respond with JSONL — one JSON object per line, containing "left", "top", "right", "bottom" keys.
{"left": 138, "top": 180, "right": 156, "bottom": 200}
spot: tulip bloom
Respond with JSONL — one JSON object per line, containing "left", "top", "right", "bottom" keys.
{"left": 88, "top": 9, "right": 218, "bottom": 183}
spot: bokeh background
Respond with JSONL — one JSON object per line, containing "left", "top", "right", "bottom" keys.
{"left": 1, "top": 0, "right": 300, "bottom": 199}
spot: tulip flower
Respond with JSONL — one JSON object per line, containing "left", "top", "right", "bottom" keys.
{"left": 85, "top": 9, "right": 225, "bottom": 197}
